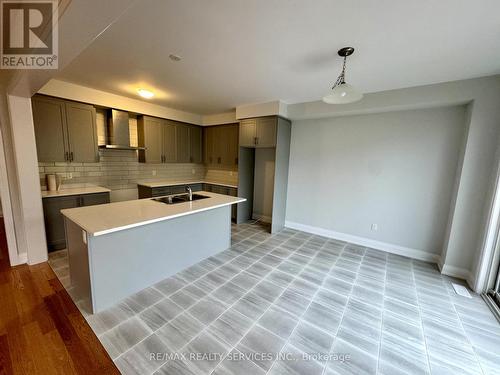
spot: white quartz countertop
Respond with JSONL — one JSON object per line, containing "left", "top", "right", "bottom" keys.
{"left": 61, "top": 191, "right": 245, "bottom": 236}
{"left": 41, "top": 186, "right": 111, "bottom": 198}
{"left": 137, "top": 180, "right": 238, "bottom": 189}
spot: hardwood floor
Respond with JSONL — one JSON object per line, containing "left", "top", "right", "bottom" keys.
{"left": 0, "top": 219, "right": 119, "bottom": 374}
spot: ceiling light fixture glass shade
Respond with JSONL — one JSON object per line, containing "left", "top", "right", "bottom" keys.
{"left": 322, "top": 47, "right": 363, "bottom": 104}
{"left": 137, "top": 88, "right": 155, "bottom": 99}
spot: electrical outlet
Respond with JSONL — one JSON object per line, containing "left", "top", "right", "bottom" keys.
{"left": 371, "top": 224, "right": 378, "bottom": 231}
{"left": 191, "top": 169, "right": 195, "bottom": 175}
{"left": 67, "top": 172, "right": 72, "bottom": 179}
{"left": 229, "top": 171, "right": 233, "bottom": 176}
{"left": 152, "top": 170, "right": 157, "bottom": 176}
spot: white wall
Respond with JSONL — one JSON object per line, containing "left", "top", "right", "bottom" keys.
{"left": 253, "top": 148, "right": 275, "bottom": 221}
{"left": 236, "top": 100, "right": 288, "bottom": 119}
{"left": 286, "top": 106, "right": 467, "bottom": 258}
{"left": 287, "top": 76, "right": 500, "bottom": 289}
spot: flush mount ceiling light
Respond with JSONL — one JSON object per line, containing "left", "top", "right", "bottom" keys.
{"left": 137, "top": 88, "right": 155, "bottom": 99}
{"left": 322, "top": 47, "right": 363, "bottom": 104}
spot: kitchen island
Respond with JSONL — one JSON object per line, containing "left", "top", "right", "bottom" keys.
{"left": 61, "top": 191, "right": 245, "bottom": 313}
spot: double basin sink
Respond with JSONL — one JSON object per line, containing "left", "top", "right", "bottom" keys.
{"left": 153, "top": 193, "right": 209, "bottom": 205}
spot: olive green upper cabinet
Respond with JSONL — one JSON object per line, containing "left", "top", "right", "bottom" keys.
{"left": 204, "top": 124, "right": 239, "bottom": 166}
{"left": 138, "top": 118, "right": 202, "bottom": 164}
{"left": 227, "top": 124, "right": 239, "bottom": 166}
{"left": 163, "top": 121, "right": 177, "bottom": 163}
{"left": 32, "top": 95, "right": 98, "bottom": 163}
{"left": 175, "top": 123, "right": 190, "bottom": 163}
{"left": 32, "top": 96, "right": 67, "bottom": 162}
{"left": 189, "top": 125, "right": 202, "bottom": 163}
{"left": 138, "top": 116, "right": 163, "bottom": 163}
{"left": 65, "top": 101, "right": 98, "bottom": 163}
{"left": 239, "top": 116, "right": 277, "bottom": 148}
{"left": 203, "top": 126, "right": 215, "bottom": 164}
{"left": 239, "top": 119, "right": 256, "bottom": 148}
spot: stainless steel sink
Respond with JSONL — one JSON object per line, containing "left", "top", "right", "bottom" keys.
{"left": 153, "top": 193, "right": 209, "bottom": 205}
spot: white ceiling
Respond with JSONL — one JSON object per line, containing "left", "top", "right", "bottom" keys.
{"left": 56, "top": 0, "right": 500, "bottom": 114}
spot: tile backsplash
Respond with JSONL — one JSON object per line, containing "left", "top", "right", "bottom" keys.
{"left": 39, "top": 149, "right": 238, "bottom": 191}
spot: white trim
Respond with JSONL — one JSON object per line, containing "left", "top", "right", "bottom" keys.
{"left": 252, "top": 214, "right": 272, "bottom": 224}
{"left": 473, "top": 149, "right": 500, "bottom": 293}
{"left": 439, "top": 263, "right": 472, "bottom": 281}
{"left": 0, "top": 97, "right": 20, "bottom": 266}
{"left": 16, "top": 252, "right": 27, "bottom": 265}
{"left": 285, "top": 221, "right": 439, "bottom": 263}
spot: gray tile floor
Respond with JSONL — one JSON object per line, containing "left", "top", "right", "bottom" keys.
{"left": 49, "top": 222, "right": 500, "bottom": 375}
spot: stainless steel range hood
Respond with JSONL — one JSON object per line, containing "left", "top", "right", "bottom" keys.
{"left": 99, "top": 109, "right": 145, "bottom": 150}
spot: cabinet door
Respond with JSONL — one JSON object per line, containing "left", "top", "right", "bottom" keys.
{"left": 80, "top": 192, "right": 110, "bottom": 207}
{"left": 256, "top": 117, "right": 277, "bottom": 147}
{"left": 175, "top": 123, "right": 190, "bottom": 163}
{"left": 32, "top": 96, "right": 69, "bottom": 162}
{"left": 227, "top": 124, "right": 239, "bottom": 166}
{"left": 42, "top": 196, "right": 79, "bottom": 251}
{"left": 139, "top": 116, "right": 163, "bottom": 163}
{"left": 152, "top": 187, "right": 171, "bottom": 197}
{"left": 65, "top": 101, "right": 98, "bottom": 162}
{"left": 213, "top": 126, "right": 230, "bottom": 165}
{"left": 239, "top": 119, "right": 256, "bottom": 147}
{"left": 203, "top": 127, "right": 215, "bottom": 164}
{"left": 189, "top": 126, "right": 202, "bottom": 163}
{"left": 163, "top": 121, "right": 177, "bottom": 163}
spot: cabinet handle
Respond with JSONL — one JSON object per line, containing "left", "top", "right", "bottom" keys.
{"left": 189, "top": 156, "right": 193, "bottom": 163}
{"left": 235, "top": 157, "right": 238, "bottom": 165}
{"left": 64, "top": 151, "right": 69, "bottom": 161}
{"left": 70, "top": 152, "right": 74, "bottom": 162}
{"left": 217, "top": 157, "right": 221, "bottom": 164}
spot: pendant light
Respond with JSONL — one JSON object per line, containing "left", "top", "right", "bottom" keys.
{"left": 322, "top": 47, "right": 363, "bottom": 104}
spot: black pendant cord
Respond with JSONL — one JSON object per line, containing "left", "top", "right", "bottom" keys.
{"left": 332, "top": 56, "right": 347, "bottom": 89}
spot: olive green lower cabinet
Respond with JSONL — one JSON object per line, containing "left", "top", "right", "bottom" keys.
{"left": 137, "top": 182, "right": 238, "bottom": 221}
{"left": 42, "top": 191, "right": 110, "bottom": 251}
{"left": 137, "top": 183, "right": 203, "bottom": 198}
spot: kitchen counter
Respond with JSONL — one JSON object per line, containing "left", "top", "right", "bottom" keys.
{"left": 137, "top": 179, "right": 238, "bottom": 189}
{"left": 63, "top": 191, "right": 245, "bottom": 313}
{"left": 61, "top": 191, "right": 245, "bottom": 236}
{"left": 41, "top": 186, "right": 111, "bottom": 198}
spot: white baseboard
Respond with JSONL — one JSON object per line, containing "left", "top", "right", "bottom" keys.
{"left": 252, "top": 214, "right": 272, "bottom": 224}
{"left": 11, "top": 252, "right": 28, "bottom": 266}
{"left": 285, "top": 221, "right": 440, "bottom": 263}
{"left": 440, "top": 263, "right": 472, "bottom": 282}
{"left": 436, "top": 255, "right": 474, "bottom": 287}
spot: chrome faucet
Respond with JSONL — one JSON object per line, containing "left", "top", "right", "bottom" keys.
{"left": 185, "top": 186, "right": 193, "bottom": 201}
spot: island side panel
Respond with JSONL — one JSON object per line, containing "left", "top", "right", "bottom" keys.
{"left": 64, "top": 218, "right": 93, "bottom": 312}
{"left": 87, "top": 205, "right": 231, "bottom": 312}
